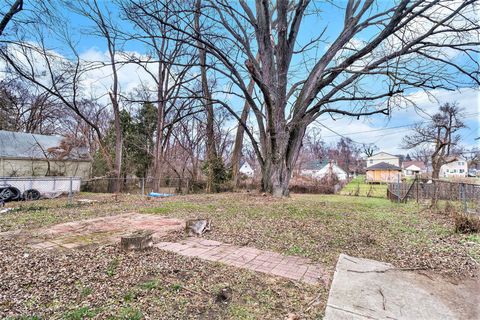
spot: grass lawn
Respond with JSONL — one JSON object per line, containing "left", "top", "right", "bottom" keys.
{"left": 0, "top": 192, "right": 478, "bottom": 319}
{"left": 340, "top": 175, "right": 388, "bottom": 198}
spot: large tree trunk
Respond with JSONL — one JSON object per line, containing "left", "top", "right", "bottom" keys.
{"left": 195, "top": 0, "right": 217, "bottom": 193}
{"left": 231, "top": 79, "right": 254, "bottom": 188}
{"left": 432, "top": 166, "right": 440, "bottom": 179}
{"left": 260, "top": 125, "right": 306, "bottom": 197}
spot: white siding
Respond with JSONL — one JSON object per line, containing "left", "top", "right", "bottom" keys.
{"left": 239, "top": 163, "right": 254, "bottom": 177}
{"left": 367, "top": 152, "right": 399, "bottom": 168}
{"left": 439, "top": 160, "right": 468, "bottom": 178}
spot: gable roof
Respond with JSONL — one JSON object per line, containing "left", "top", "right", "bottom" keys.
{"left": 303, "top": 159, "right": 329, "bottom": 170}
{"left": 240, "top": 161, "right": 252, "bottom": 168}
{"left": 0, "top": 130, "right": 90, "bottom": 161}
{"left": 401, "top": 160, "right": 426, "bottom": 170}
{"left": 319, "top": 162, "right": 347, "bottom": 175}
{"left": 367, "top": 161, "right": 401, "bottom": 171}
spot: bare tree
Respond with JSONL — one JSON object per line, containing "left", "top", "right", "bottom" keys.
{"left": 137, "top": 0, "right": 479, "bottom": 196}
{"left": 122, "top": 0, "right": 200, "bottom": 190}
{"left": 231, "top": 78, "right": 254, "bottom": 188}
{"left": 0, "top": 0, "right": 22, "bottom": 37}
{"left": 402, "top": 103, "right": 466, "bottom": 178}
{"left": 362, "top": 144, "right": 379, "bottom": 158}
{"left": 0, "top": 2, "right": 109, "bottom": 152}
{"left": 77, "top": 0, "right": 122, "bottom": 191}
{"left": 194, "top": 0, "right": 219, "bottom": 193}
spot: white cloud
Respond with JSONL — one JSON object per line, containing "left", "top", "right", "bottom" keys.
{"left": 311, "top": 87, "right": 479, "bottom": 155}
{"left": 0, "top": 44, "right": 168, "bottom": 107}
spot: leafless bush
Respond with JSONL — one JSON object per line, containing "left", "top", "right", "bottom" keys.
{"left": 453, "top": 211, "right": 480, "bottom": 233}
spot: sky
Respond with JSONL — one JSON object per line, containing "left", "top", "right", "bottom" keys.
{"left": 2, "top": 0, "right": 479, "bottom": 155}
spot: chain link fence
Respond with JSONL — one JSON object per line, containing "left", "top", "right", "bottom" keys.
{"left": 81, "top": 177, "right": 201, "bottom": 195}
{"left": 0, "top": 176, "right": 80, "bottom": 205}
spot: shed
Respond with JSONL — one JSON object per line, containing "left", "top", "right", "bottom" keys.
{"left": 366, "top": 162, "right": 401, "bottom": 183}
{"left": 0, "top": 130, "right": 91, "bottom": 179}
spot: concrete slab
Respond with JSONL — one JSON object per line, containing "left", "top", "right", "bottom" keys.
{"left": 325, "top": 254, "right": 480, "bottom": 320}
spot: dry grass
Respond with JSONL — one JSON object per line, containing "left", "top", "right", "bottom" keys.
{"left": 0, "top": 192, "right": 478, "bottom": 319}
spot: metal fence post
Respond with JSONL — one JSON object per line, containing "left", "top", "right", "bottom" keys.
{"left": 68, "top": 176, "right": 73, "bottom": 205}
{"left": 416, "top": 176, "right": 419, "bottom": 204}
{"left": 141, "top": 177, "right": 145, "bottom": 195}
{"left": 397, "top": 174, "right": 400, "bottom": 204}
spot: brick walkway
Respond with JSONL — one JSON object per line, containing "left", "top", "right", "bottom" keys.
{"left": 155, "top": 238, "right": 329, "bottom": 285}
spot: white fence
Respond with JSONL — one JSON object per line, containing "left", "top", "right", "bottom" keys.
{"left": 0, "top": 176, "right": 81, "bottom": 195}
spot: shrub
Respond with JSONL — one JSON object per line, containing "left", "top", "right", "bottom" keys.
{"left": 453, "top": 211, "right": 480, "bottom": 233}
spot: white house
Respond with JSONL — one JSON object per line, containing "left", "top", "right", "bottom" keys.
{"left": 367, "top": 152, "right": 400, "bottom": 168}
{"left": 401, "top": 160, "right": 427, "bottom": 177}
{"left": 239, "top": 162, "right": 254, "bottom": 177}
{"left": 301, "top": 160, "right": 348, "bottom": 181}
{"left": 439, "top": 157, "right": 468, "bottom": 178}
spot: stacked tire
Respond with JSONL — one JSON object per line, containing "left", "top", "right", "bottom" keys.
{"left": 0, "top": 186, "right": 40, "bottom": 202}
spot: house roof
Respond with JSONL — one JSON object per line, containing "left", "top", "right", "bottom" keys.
{"left": 303, "top": 159, "right": 329, "bottom": 170}
{"left": 401, "top": 160, "right": 426, "bottom": 170}
{"left": 366, "top": 162, "right": 401, "bottom": 171}
{"left": 0, "top": 130, "right": 90, "bottom": 161}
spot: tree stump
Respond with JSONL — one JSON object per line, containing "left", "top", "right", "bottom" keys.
{"left": 120, "top": 230, "right": 153, "bottom": 251}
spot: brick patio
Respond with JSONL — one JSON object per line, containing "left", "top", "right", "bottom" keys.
{"left": 155, "top": 238, "right": 330, "bottom": 285}
{"left": 28, "top": 213, "right": 184, "bottom": 250}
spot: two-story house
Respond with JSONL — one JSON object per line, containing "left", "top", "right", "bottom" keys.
{"left": 366, "top": 152, "right": 400, "bottom": 168}
{"left": 366, "top": 152, "right": 401, "bottom": 182}
{"left": 439, "top": 157, "right": 468, "bottom": 178}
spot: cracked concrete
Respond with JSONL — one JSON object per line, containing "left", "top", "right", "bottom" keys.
{"left": 325, "top": 254, "right": 480, "bottom": 319}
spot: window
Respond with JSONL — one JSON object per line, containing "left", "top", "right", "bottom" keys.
{"left": 369, "top": 160, "right": 373, "bottom": 164}
{"left": 446, "top": 169, "right": 449, "bottom": 173}
{"left": 459, "top": 169, "right": 464, "bottom": 173}
{"left": 452, "top": 169, "right": 457, "bottom": 173}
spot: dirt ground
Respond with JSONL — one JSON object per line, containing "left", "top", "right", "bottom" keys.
{"left": 0, "top": 192, "right": 478, "bottom": 319}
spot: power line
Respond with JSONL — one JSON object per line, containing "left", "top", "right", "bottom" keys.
{"left": 318, "top": 112, "right": 479, "bottom": 139}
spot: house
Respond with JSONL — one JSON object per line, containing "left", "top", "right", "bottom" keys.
{"left": 0, "top": 130, "right": 92, "bottom": 179}
{"left": 301, "top": 160, "right": 348, "bottom": 181}
{"left": 366, "top": 162, "right": 401, "bottom": 182}
{"left": 401, "top": 160, "right": 427, "bottom": 177}
{"left": 239, "top": 161, "right": 254, "bottom": 177}
{"left": 439, "top": 157, "right": 468, "bottom": 178}
{"left": 366, "top": 152, "right": 400, "bottom": 168}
